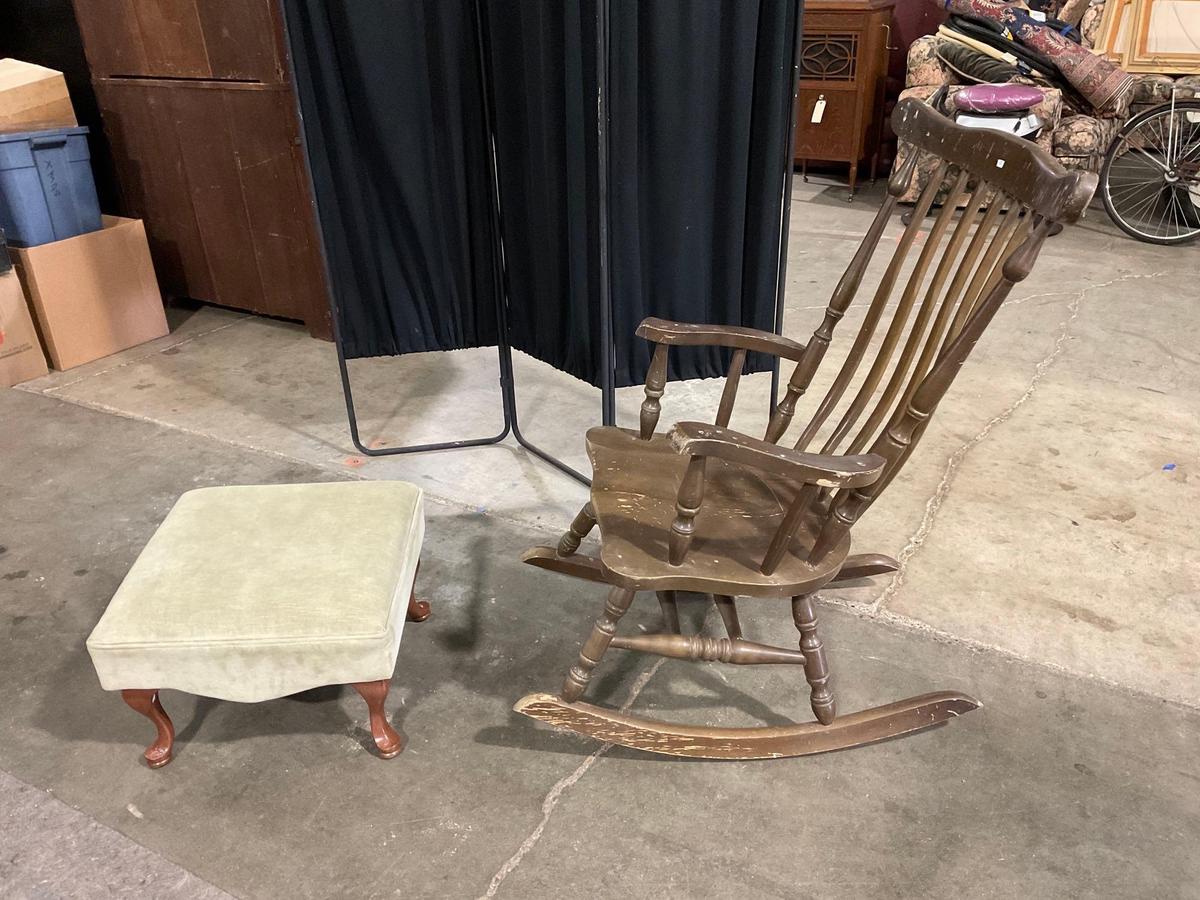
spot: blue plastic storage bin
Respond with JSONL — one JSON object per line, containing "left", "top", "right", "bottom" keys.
{"left": 0, "top": 126, "right": 102, "bottom": 247}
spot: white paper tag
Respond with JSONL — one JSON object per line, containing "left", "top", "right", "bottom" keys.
{"left": 811, "top": 97, "right": 827, "bottom": 124}
{"left": 996, "top": 159, "right": 1006, "bottom": 169}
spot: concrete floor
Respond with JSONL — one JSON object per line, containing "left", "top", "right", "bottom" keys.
{"left": 2, "top": 182, "right": 1198, "bottom": 897}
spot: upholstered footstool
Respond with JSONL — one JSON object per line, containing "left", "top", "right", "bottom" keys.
{"left": 86, "top": 482, "right": 428, "bottom": 767}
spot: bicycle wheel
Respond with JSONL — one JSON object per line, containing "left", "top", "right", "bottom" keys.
{"left": 1100, "top": 98, "right": 1200, "bottom": 245}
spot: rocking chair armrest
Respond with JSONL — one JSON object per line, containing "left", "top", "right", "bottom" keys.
{"left": 668, "top": 422, "right": 886, "bottom": 489}
{"left": 636, "top": 317, "right": 807, "bottom": 362}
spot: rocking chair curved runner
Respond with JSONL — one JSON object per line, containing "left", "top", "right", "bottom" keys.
{"left": 517, "top": 98, "right": 1098, "bottom": 759}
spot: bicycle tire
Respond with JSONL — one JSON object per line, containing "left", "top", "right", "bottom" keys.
{"left": 1100, "top": 98, "right": 1200, "bottom": 245}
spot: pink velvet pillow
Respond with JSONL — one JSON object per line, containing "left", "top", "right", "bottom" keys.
{"left": 952, "top": 84, "right": 1045, "bottom": 114}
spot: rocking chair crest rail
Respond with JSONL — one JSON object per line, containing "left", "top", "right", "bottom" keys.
{"left": 519, "top": 98, "right": 1098, "bottom": 759}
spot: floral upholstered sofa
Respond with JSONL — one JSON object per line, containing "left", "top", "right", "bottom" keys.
{"left": 903, "top": 26, "right": 1200, "bottom": 171}
{"left": 902, "top": 34, "right": 1124, "bottom": 175}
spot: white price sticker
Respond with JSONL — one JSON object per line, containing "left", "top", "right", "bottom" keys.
{"left": 811, "top": 96, "right": 827, "bottom": 124}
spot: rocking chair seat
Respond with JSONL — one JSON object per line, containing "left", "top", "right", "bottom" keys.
{"left": 586, "top": 426, "right": 850, "bottom": 598}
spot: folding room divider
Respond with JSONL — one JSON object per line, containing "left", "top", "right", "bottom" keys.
{"left": 282, "top": 0, "right": 805, "bottom": 485}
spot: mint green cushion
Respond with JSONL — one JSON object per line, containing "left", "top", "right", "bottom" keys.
{"left": 86, "top": 482, "right": 424, "bottom": 702}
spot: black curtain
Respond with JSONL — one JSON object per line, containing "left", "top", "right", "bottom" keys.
{"left": 285, "top": 0, "right": 499, "bottom": 358}
{"left": 286, "top": 0, "right": 799, "bottom": 387}
{"left": 607, "top": 1, "right": 798, "bottom": 386}
{"left": 482, "top": 2, "right": 602, "bottom": 387}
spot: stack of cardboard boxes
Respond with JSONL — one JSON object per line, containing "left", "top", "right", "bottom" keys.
{"left": 0, "top": 58, "right": 167, "bottom": 388}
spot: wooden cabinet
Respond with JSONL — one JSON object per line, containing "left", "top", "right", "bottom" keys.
{"left": 794, "top": 0, "right": 896, "bottom": 200}
{"left": 70, "top": 0, "right": 286, "bottom": 82}
{"left": 72, "top": 0, "right": 331, "bottom": 337}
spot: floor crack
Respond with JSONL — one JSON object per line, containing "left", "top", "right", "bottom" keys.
{"left": 478, "top": 658, "right": 667, "bottom": 899}
{"left": 870, "top": 268, "right": 1168, "bottom": 616}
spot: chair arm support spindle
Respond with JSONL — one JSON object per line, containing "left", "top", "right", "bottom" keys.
{"left": 669, "top": 455, "right": 708, "bottom": 566}
{"left": 668, "top": 423, "right": 884, "bottom": 574}
{"left": 640, "top": 343, "right": 670, "bottom": 439}
{"left": 637, "top": 319, "right": 806, "bottom": 440}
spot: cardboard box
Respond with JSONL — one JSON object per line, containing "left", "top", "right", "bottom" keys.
{"left": 0, "top": 269, "right": 49, "bottom": 387}
{"left": 0, "top": 58, "right": 77, "bottom": 130}
{"left": 11, "top": 216, "right": 168, "bottom": 370}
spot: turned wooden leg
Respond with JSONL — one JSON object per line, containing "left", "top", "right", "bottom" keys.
{"left": 405, "top": 560, "right": 431, "bottom": 622}
{"left": 561, "top": 586, "right": 637, "bottom": 702}
{"left": 792, "top": 595, "right": 836, "bottom": 725}
{"left": 557, "top": 503, "right": 596, "bottom": 557}
{"left": 352, "top": 680, "right": 405, "bottom": 759}
{"left": 657, "top": 590, "right": 681, "bottom": 635}
{"left": 121, "top": 689, "right": 175, "bottom": 768}
{"left": 714, "top": 594, "right": 743, "bottom": 640}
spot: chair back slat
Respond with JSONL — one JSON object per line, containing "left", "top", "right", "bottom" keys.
{"left": 849, "top": 198, "right": 1028, "bottom": 505}
{"left": 752, "top": 98, "right": 1096, "bottom": 574}
{"left": 715, "top": 348, "right": 747, "bottom": 427}
{"left": 915, "top": 191, "right": 1008, "bottom": 375}
{"left": 763, "top": 153, "right": 918, "bottom": 445}
{"left": 817, "top": 167, "right": 971, "bottom": 457}
{"left": 941, "top": 203, "right": 1028, "bottom": 354}
{"left": 879, "top": 191, "right": 1008, "bottom": 446}
{"left": 790, "top": 158, "right": 952, "bottom": 453}
{"left": 841, "top": 176, "right": 989, "bottom": 457}
{"left": 807, "top": 215, "right": 1056, "bottom": 565}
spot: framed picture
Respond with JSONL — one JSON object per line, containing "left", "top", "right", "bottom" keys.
{"left": 1127, "top": 0, "right": 1200, "bottom": 73}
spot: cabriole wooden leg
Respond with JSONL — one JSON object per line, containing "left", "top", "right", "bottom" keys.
{"left": 407, "top": 593, "right": 431, "bottom": 622}
{"left": 792, "top": 595, "right": 836, "bottom": 725}
{"left": 352, "top": 680, "right": 405, "bottom": 759}
{"left": 406, "top": 560, "right": 431, "bottom": 622}
{"left": 121, "top": 689, "right": 175, "bottom": 768}
{"left": 561, "top": 587, "right": 637, "bottom": 702}
{"left": 557, "top": 503, "right": 596, "bottom": 557}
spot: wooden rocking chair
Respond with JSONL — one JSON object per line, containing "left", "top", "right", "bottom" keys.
{"left": 517, "top": 98, "right": 1097, "bottom": 759}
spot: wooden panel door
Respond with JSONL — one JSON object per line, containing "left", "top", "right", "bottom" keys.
{"left": 94, "top": 78, "right": 327, "bottom": 327}
{"left": 73, "top": 0, "right": 285, "bottom": 82}
{"left": 90, "top": 79, "right": 214, "bottom": 303}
